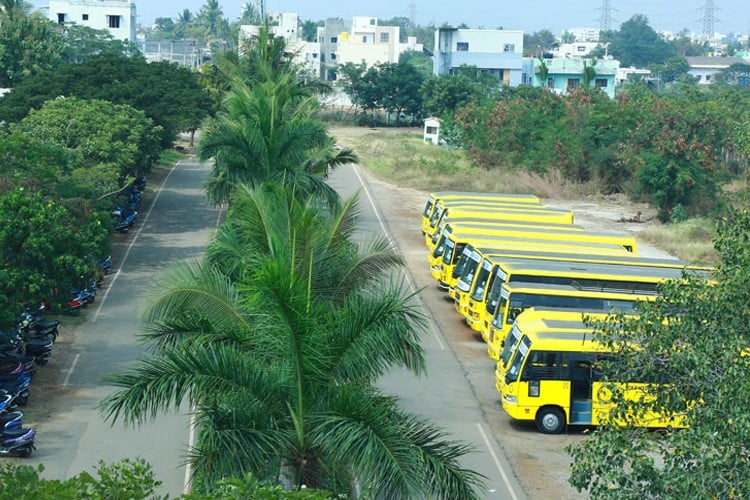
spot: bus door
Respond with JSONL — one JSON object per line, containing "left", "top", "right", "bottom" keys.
{"left": 569, "top": 353, "right": 595, "bottom": 425}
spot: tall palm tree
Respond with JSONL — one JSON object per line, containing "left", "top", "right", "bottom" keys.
{"left": 199, "top": 73, "right": 356, "bottom": 207}
{"left": 99, "top": 185, "right": 484, "bottom": 497}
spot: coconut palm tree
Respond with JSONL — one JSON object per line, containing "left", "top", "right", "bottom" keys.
{"left": 98, "top": 185, "right": 484, "bottom": 497}
{"left": 199, "top": 73, "right": 356, "bottom": 207}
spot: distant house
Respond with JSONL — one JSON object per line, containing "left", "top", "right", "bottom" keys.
{"left": 317, "top": 17, "right": 423, "bottom": 81}
{"left": 433, "top": 28, "right": 524, "bottom": 87}
{"left": 527, "top": 57, "right": 619, "bottom": 98}
{"left": 686, "top": 56, "right": 748, "bottom": 84}
{"left": 47, "top": 0, "right": 136, "bottom": 43}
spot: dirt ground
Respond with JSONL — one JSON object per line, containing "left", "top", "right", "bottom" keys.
{"left": 338, "top": 129, "right": 677, "bottom": 499}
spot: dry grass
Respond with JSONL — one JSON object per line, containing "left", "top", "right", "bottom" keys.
{"left": 639, "top": 218, "right": 717, "bottom": 264}
{"left": 330, "top": 126, "right": 603, "bottom": 199}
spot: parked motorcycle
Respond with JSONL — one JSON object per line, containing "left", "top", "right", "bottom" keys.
{"left": 18, "top": 310, "right": 60, "bottom": 342}
{"left": 0, "top": 374, "right": 31, "bottom": 407}
{"left": 112, "top": 207, "right": 138, "bottom": 233}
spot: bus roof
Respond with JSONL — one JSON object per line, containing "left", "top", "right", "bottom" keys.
{"left": 430, "top": 192, "right": 540, "bottom": 202}
{"left": 446, "top": 224, "right": 633, "bottom": 239}
{"left": 456, "top": 246, "right": 709, "bottom": 269}
{"left": 491, "top": 257, "right": 713, "bottom": 281}
{"left": 438, "top": 218, "right": 584, "bottom": 232}
{"left": 447, "top": 233, "right": 628, "bottom": 252}
{"left": 502, "top": 280, "right": 659, "bottom": 297}
{"left": 442, "top": 205, "right": 572, "bottom": 216}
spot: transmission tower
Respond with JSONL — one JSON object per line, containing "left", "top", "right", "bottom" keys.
{"left": 598, "top": 0, "right": 615, "bottom": 32}
{"left": 701, "top": 0, "right": 716, "bottom": 38}
{"left": 408, "top": 1, "right": 417, "bottom": 27}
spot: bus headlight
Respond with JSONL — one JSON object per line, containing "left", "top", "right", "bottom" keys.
{"left": 504, "top": 394, "right": 517, "bottom": 404}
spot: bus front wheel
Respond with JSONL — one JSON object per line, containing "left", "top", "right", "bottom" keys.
{"left": 536, "top": 407, "right": 566, "bottom": 434}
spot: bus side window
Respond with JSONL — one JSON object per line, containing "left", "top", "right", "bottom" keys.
{"left": 522, "top": 351, "right": 565, "bottom": 381}
{"left": 509, "top": 307, "right": 523, "bottom": 322}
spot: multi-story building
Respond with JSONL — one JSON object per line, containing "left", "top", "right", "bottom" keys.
{"left": 433, "top": 28, "right": 524, "bottom": 86}
{"left": 47, "top": 0, "right": 136, "bottom": 43}
{"left": 318, "top": 17, "right": 423, "bottom": 81}
{"left": 239, "top": 13, "right": 321, "bottom": 80}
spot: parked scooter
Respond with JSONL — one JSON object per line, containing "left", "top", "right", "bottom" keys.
{"left": 0, "top": 426, "right": 36, "bottom": 457}
{"left": 0, "top": 374, "right": 31, "bottom": 407}
{"left": 0, "top": 394, "right": 23, "bottom": 431}
{"left": 18, "top": 310, "right": 60, "bottom": 342}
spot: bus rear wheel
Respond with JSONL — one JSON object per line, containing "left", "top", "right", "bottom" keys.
{"left": 536, "top": 407, "right": 566, "bottom": 434}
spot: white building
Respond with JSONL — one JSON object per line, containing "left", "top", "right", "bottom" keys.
{"left": 239, "top": 19, "right": 321, "bottom": 81}
{"left": 551, "top": 42, "right": 603, "bottom": 58}
{"left": 434, "top": 28, "right": 524, "bottom": 86}
{"left": 47, "top": 0, "right": 136, "bottom": 43}
{"left": 566, "top": 28, "right": 601, "bottom": 42}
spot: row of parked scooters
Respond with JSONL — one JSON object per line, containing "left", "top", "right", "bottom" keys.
{"left": 0, "top": 304, "right": 62, "bottom": 457}
{"left": 112, "top": 175, "right": 146, "bottom": 233}
{"left": 1, "top": 177, "right": 147, "bottom": 456}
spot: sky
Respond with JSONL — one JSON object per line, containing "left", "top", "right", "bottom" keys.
{"left": 29, "top": 1, "right": 750, "bottom": 36}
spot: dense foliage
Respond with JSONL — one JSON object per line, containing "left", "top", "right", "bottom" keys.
{"left": 455, "top": 83, "right": 747, "bottom": 221}
{"left": 0, "top": 54, "right": 211, "bottom": 148}
{"left": 568, "top": 209, "right": 750, "bottom": 498}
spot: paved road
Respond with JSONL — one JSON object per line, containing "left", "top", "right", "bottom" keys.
{"left": 327, "top": 164, "right": 527, "bottom": 500}
{"left": 29, "top": 157, "right": 219, "bottom": 496}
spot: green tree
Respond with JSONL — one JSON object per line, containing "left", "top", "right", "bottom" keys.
{"left": 523, "top": 29, "right": 556, "bottom": 56}
{"left": 59, "top": 24, "right": 140, "bottom": 64}
{"left": 0, "top": 3, "right": 63, "bottom": 86}
{"left": 561, "top": 31, "right": 576, "bottom": 43}
{"left": 15, "top": 97, "right": 162, "bottom": 180}
{"left": 198, "top": 74, "right": 354, "bottom": 206}
{"left": 174, "top": 9, "right": 193, "bottom": 39}
{"left": 0, "top": 54, "right": 211, "bottom": 148}
{"left": 650, "top": 55, "right": 692, "bottom": 84}
{"left": 582, "top": 59, "right": 597, "bottom": 87}
{"left": 0, "top": 459, "right": 160, "bottom": 498}
{"left": 99, "top": 185, "right": 485, "bottom": 497}
{"left": 568, "top": 209, "right": 750, "bottom": 498}
{"left": 376, "top": 61, "right": 425, "bottom": 123}
{"left": 300, "top": 19, "right": 322, "bottom": 42}
{"left": 420, "top": 73, "right": 485, "bottom": 118}
{"left": 0, "top": 188, "right": 109, "bottom": 323}
{"left": 604, "top": 15, "right": 674, "bottom": 67}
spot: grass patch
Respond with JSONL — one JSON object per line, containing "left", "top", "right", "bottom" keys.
{"left": 639, "top": 218, "right": 717, "bottom": 263}
{"left": 158, "top": 149, "right": 186, "bottom": 166}
{"left": 330, "top": 126, "right": 601, "bottom": 198}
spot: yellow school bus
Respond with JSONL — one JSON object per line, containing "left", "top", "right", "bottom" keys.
{"left": 428, "top": 205, "right": 574, "bottom": 240}
{"left": 451, "top": 245, "right": 643, "bottom": 317}
{"left": 468, "top": 254, "right": 712, "bottom": 333}
{"left": 432, "top": 229, "right": 630, "bottom": 288}
{"left": 497, "top": 312, "right": 685, "bottom": 434}
{"left": 427, "top": 217, "right": 584, "bottom": 250}
{"left": 484, "top": 281, "right": 657, "bottom": 358}
{"left": 421, "top": 192, "right": 541, "bottom": 235}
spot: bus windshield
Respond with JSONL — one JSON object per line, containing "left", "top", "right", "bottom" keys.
{"left": 506, "top": 336, "right": 531, "bottom": 384}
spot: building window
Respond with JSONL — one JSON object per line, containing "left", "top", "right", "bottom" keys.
{"left": 503, "top": 43, "right": 515, "bottom": 52}
{"left": 577, "top": 46, "right": 586, "bottom": 52}
{"left": 82, "top": 13, "right": 89, "bottom": 21}
{"left": 369, "top": 19, "right": 376, "bottom": 25}
{"left": 56, "top": 13, "right": 65, "bottom": 23}
{"left": 567, "top": 78, "right": 580, "bottom": 90}
{"left": 330, "top": 53, "right": 336, "bottom": 60}
{"left": 456, "top": 42, "right": 469, "bottom": 51}
{"left": 705, "top": 74, "right": 711, "bottom": 82}
{"left": 380, "top": 32, "right": 389, "bottom": 43}
{"left": 362, "top": 36, "right": 367, "bottom": 43}
{"left": 547, "top": 77, "right": 554, "bottom": 88}
{"left": 107, "top": 15, "right": 121, "bottom": 29}
{"left": 595, "top": 78, "right": 608, "bottom": 88}
{"left": 330, "top": 36, "right": 337, "bottom": 43}
{"left": 320, "top": 54, "right": 325, "bottom": 62}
